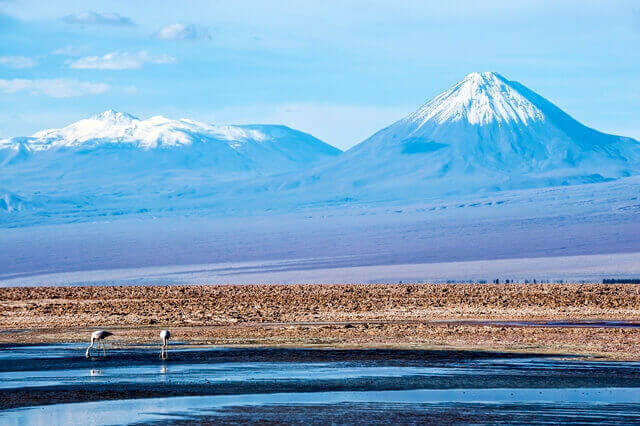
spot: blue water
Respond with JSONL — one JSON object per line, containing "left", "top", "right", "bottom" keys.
{"left": 0, "top": 343, "right": 84, "bottom": 360}
{"left": 0, "top": 362, "right": 470, "bottom": 390}
{"left": 4, "top": 388, "right": 640, "bottom": 426}
{"left": 2, "top": 344, "right": 640, "bottom": 425}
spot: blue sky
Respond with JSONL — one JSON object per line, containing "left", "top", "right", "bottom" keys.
{"left": 0, "top": 0, "right": 638, "bottom": 150}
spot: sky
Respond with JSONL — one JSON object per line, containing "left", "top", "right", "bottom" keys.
{"left": 0, "top": 0, "right": 638, "bottom": 150}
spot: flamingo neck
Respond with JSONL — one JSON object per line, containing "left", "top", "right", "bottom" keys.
{"left": 86, "top": 338, "right": 95, "bottom": 357}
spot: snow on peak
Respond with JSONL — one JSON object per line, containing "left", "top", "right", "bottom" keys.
{"left": 462, "top": 71, "right": 503, "bottom": 82}
{"left": 30, "top": 110, "right": 143, "bottom": 149}
{"left": 19, "top": 111, "right": 342, "bottom": 155}
{"left": 407, "top": 71, "right": 544, "bottom": 126}
{"left": 26, "top": 111, "right": 217, "bottom": 149}
{"left": 3, "top": 111, "right": 340, "bottom": 179}
{"left": 91, "top": 109, "right": 139, "bottom": 123}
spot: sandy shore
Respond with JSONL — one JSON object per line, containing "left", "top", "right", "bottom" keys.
{"left": 1, "top": 283, "right": 640, "bottom": 359}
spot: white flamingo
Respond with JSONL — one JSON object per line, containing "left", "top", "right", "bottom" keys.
{"left": 86, "top": 330, "right": 113, "bottom": 358}
{"left": 160, "top": 329, "right": 170, "bottom": 359}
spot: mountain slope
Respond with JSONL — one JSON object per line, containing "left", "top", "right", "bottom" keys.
{"left": 0, "top": 111, "right": 340, "bottom": 216}
{"left": 0, "top": 110, "right": 340, "bottom": 172}
{"left": 298, "top": 72, "right": 640, "bottom": 199}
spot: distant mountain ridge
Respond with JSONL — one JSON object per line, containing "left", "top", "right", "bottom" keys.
{"left": 0, "top": 110, "right": 341, "bottom": 172}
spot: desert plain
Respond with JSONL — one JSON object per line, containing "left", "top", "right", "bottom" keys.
{"left": 1, "top": 283, "right": 639, "bottom": 360}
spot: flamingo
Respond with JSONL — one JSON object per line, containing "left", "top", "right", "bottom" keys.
{"left": 160, "top": 329, "right": 170, "bottom": 359}
{"left": 86, "top": 330, "right": 113, "bottom": 358}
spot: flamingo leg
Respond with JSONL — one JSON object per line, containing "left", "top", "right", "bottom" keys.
{"left": 160, "top": 338, "right": 166, "bottom": 359}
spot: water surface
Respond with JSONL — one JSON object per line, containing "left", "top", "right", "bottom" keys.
{"left": 1, "top": 344, "right": 639, "bottom": 424}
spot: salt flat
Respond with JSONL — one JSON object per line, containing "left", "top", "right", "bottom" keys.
{"left": 1, "top": 253, "right": 640, "bottom": 287}
{"left": 2, "top": 177, "right": 640, "bottom": 286}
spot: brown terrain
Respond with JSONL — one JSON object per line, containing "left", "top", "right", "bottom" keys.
{"left": 1, "top": 283, "right": 640, "bottom": 359}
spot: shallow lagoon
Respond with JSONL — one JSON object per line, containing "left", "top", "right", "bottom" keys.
{"left": 1, "top": 344, "right": 640, "bottom": 424}
{"left": 5, "top": 388, "right": 640, "bottom": 425}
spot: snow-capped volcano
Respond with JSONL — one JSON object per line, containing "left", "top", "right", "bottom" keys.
{"left": 407, "top": 71, "right": 544, "bottom": 126}
{"left": 0, "top": 111, "right": 340, "bottom": 216}
{"left": 310, "top": 71, "right": 640, "bottom": 198}
{"left": 2, "top": 109, "right": 340, "bottom": 166}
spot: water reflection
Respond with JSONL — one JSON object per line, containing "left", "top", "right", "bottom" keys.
{"left": 160, "top": 348, "right": 169, "bottom": 360}
{"left": 2, "top": 388, "right": 640, "bottom": 426}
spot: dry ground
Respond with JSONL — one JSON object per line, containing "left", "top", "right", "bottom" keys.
{"left": 1, "top": 284, "right": 640, "bottom": 359}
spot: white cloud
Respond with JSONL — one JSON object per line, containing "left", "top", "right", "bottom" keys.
{"left": 61, "top": 11, "right": 135, "bottom": 26}
{"left": 68, "top": 51, "right": 176, "bottom": 70}
{"left": 0, "top": 79, "right": 110, "bottom": 98}
{"left": 0, "top": 56, "right": 37, "bottom": 69}
{"left": 155, "top": 23, "right": 208, "bottom": 40}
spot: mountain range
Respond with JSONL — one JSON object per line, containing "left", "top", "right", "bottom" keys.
{"left": 0, "top": 110, "right": 340, "bottom": 174}
{"left": 1, "top": 71, "right": 639, "bottom": 223}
